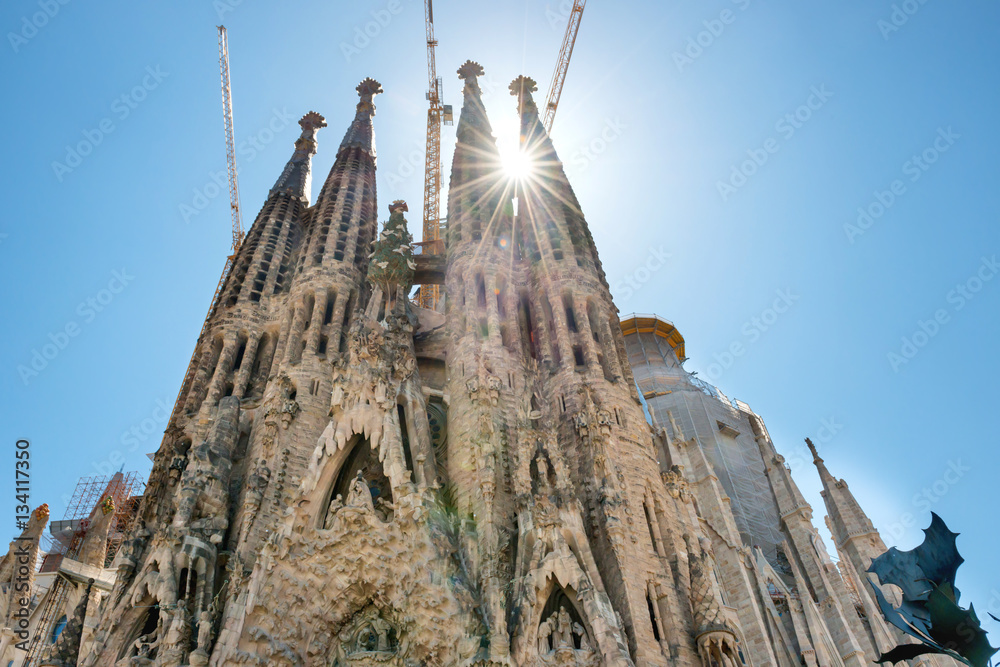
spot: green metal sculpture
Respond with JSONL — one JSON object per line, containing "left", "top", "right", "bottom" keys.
{"left": 868, "top": 513, "right": 997, "bottom": 666}
{"left": 367, "top": 200, "right": 415, "bottom": 316}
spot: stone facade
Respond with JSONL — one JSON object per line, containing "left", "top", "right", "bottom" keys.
{"left": 11, "top": 61, "right": 952, "bottom": 667}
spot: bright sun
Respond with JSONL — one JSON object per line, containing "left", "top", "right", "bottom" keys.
{"left": 502, "top": 148, "right": 534, "bottom": 180}
{"left": 498, "top": 118, "right": 534, "bottom": 181}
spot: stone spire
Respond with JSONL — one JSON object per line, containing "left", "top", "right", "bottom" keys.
{"left": 508, "top": 75, "right": 560, "bottom": 175}
{"left": 338, "top": 78, "right": 382, "bottom": 159}
{"left": 0, "top": 503, "right": 48, "bottom": 626}
{"left": 270, "top": 111, "right": 326, "bottom": 204}
{"left": 507, "top": 73, "right": 609, "bottom": 281}
{"left": 39, "top": 578, "right": 94, "bottom": 667}
{"left": 455, "top": 61, "right": 499, "bottom": 155}
{"left": 446, "top": 60, "right": 507, "bottom": 252}
{"left": 76, "top": 494, "right": 115, "bottom": 568}
{"left": 807, "top": 438, "right": 879, "bottom": 554}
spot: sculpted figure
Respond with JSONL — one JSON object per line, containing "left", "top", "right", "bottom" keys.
{"left": 324, "top": 494, "right": 343, "bottom": 529}
{"left": 538, "top": 616, "right": 554, "bottom": 655}
{"left": 346, "top": 471, "right": 374, "bottom": 510}
{"left": 556, "top": 607, "right": 573, "bottom": 648}
{"left": 196, "top": 608, "right": 214, "bottom": 651}
{"left": 573, "top": 622, "right": 592, "bottom": 652}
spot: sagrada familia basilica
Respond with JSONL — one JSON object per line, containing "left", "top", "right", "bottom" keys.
{"left": 0, "top": 61, "right": 956, "bottom": 666}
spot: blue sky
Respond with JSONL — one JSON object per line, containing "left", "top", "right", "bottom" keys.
{"left": 1, "top": 0, "right": 997, "bottom": 639}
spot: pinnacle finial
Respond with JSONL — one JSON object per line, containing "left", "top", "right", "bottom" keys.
{"left": 805, "top": 437, "right": 822, "bottom": 463}
{"left": 509, "top": 75, "right": 538, "bottom": 102}
{"left": 355, "top": 77, "right": 383, "bottom": 115}
{"left": 458, "top": 60, "right": 485, "bottom": 82}
{"left": 389, "top": 200, "right": 408, "bottom": 213}
{"left": 299, "top": 111, "right": 327, "bottom": 131}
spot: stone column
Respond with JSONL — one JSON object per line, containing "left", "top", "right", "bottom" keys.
{"left": 233, "top": 334, "right": 261, "bottom": 399}
{"left": 574, "top": 295, "right": 601, "bottom": 374}
{"left": 283, "top": 299, "right": 308, "bottom": 364}
{"left": 307, "top": 290, "right": 328, "bottom": 353}
{"left": 206, "top": 337, "right": 239, "bottom": 406}
{"left": 484, "top": 274, "right": 502, "bottom": 346}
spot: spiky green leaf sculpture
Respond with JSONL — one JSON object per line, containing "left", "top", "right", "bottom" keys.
{"left": 367, "top": 200, "right": 415, "bottom": 314}
{"left": 868, "top": 513, "right": 997, "bottom": 666}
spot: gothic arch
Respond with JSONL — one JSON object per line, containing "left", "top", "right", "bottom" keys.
{"left": 532, "top": 581, "right": 599, "bottom": 664}
{"left": 114, "top": 596, "right": 161, "bottom": 662}
{"left": 316, "top": 434, "right": 392, "bottom": 529}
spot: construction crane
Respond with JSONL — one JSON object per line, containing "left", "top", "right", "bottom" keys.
{"left": 218, "top": 25, "right": 244, "bottom": 260}
{"left": 416, "top": 0, "right": 452, "bottom": 311}
{"left": 543, "top": 0, "right": 587, "bottom": 133}
{"left": 168, "top": 25, "right": 244, "bottom": 426}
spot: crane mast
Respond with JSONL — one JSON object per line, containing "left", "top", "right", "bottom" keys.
{"left": 168, "top": 25, "right": 244, "bottom": 426}
{"left": 417, "top": 0, "right": 451, "bottom": 310}
{"left": 218, "top": 25, "right": 244, "bottom": 256}
{"left": 543, "top": 0, "right": 586, "bottom": 133}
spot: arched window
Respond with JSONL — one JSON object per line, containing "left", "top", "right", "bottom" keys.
{"left": 51, "top": 615, "right": 67, "bottom": 644}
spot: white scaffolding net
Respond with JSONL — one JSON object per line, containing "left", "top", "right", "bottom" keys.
{"left": 623, "top": 319, "right": 786, "bottom": 567}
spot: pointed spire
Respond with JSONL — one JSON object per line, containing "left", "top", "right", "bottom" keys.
{"left": 76, "top": 494, "right": 115, "bottom": 568}
{"left": 805, "top": 437, "right": 833, "bottom": 483}
{"left": 509, "top": 75, "right": 560, "bottom": 164}
{"left": 808, "top": 438, "right": 878, "bottom": 552}
{"left": 270, "top": 111, "right": 326, "bottom": 204}
{"left": 1, "top": 504, "right": 48, "bottom": 627}
{"left": 508, "top": 73, "right": 576, "bottom": 200}
{"left": 455, "top": 60, "right": 499, "bottom": 155}
{"left": 509, "top": 75, "right": 541, "bottom": 145}
{"left": 338, "top": 77, "right": 382, "bottom": 158}
{"left": 39, "top": 578, "right": 94, "bottom": 667}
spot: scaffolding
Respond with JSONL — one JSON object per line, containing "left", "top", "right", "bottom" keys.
{"left": 620, "top": 314, "right": 786, "bottom": 568}
{"left": 25, "top": 472, "right": 145, "bottom": 667}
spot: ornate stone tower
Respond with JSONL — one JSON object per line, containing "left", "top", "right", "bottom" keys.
{"left": 72, "top": 63, "right": 921, "bottom": 667}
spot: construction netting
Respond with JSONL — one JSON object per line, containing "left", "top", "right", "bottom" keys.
{"left": 622, "top": 317, "right": 787, "bottom": 569}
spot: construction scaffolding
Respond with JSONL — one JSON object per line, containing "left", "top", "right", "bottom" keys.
{"left": 620, "top": 314, "right": 787, "bottom": 569}
{"left": 26, "top": 473, "right": 145, "bottom": 667}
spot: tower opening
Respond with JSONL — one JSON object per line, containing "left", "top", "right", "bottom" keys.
{"left": 646, "top": 592, "right": 661, "bottom": 642}
{"left": 518, "top": 292, "right": 538, "bottom": 360}
{"left": 397, "top": 403, "right": 414, "bottom": 482}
